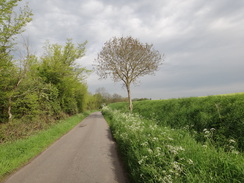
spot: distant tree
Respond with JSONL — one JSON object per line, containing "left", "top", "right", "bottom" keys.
{"left": 95, "top": 87, "right": 111, "bottom": 104}
{"left": 132, "top": 98, "right": 150, "bottom": 101}
{"left": 94, "top": 36, "right": 163, "bottom": 111}
{"left": 111, "top": 93, "right": 126, "bottom": 103}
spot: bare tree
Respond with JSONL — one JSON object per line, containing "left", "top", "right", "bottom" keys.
{"left": 94, "top": 36, "right": 163, "bottom": 111}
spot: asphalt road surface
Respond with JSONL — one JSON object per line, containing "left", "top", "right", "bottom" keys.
{"left": 4, "top": 112, "right": 128, "bottom": 183}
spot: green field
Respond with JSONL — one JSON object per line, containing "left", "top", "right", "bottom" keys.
{"left": 104, "top": 93, "right": 244, "bottom": 182}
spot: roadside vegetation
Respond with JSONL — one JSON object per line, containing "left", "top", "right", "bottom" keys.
{"left": 0, "top": 112, "right": 90, "bottom": 181}
{"left": 1, "top": 1, "right": 91, "bottom": 130}
{"left": 103, "top": 93, "right": 244, "bottom": 182}
{"left": 0, "top": 0, "right": 106, "bottom": 144}
{"left": 109, "top": 93, "right": 244, "bottom": 152}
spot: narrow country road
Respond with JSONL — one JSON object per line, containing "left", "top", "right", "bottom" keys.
{"left": 4, "top": 112, "right": 128, "bottom": 183}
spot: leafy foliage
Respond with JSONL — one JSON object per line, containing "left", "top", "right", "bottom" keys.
{"left": 0, "top": 0, "right": 33, "bottom": 122}
{"left": 38, "top": 39, "right": 89, "bottom": 115}
{"left": 0, "top": 0, "right": 32, "bottom": 55}
{"left": 0, "top": 1, "right": 94, "bottom": 145}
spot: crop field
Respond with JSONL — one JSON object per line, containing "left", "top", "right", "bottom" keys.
{"left": 103, "top": 93, "right": 244, "bottom": 182}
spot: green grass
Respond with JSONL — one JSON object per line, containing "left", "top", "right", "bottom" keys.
{"left": 103, "top": 107, "right": 244, "bottom": 183}
{"left": 109, "top": 93, "right": 244, "bottom": 151}
{"left": 0, "top": 112, "right": 91, "bottom": 181}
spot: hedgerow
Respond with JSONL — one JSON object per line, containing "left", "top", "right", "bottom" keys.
{"left": 109, "top": 93, "right": 244, "bottom": 151}
{"left": 103, "top": 107, "right": 244, "bottom": 183}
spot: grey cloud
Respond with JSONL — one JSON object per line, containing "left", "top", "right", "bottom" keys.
{"left": 18, "top": 0, "right": 244, "bottom": 99}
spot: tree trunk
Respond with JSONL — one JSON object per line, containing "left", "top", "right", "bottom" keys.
{"left": 7, "top": 78, "right": 22, "bottom": 122}
{"left": 8, "top": 97, "right": 12, "bottom": 122}
{"left": 126, "top": 84, "right": 133, "bottom": 112}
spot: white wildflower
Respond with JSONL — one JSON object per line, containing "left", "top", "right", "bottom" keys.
{"left": 167, "top": 145, "right": 185, "bottom": 155}
{"left": 163, "top": 175, "right": 172, "bottom": 183}
{"left": 155, "top": 153, "right": 161, "bottom": 157}
{"left": 138, "top": 159, "right": 143, "bottom": 165}
{"left": 231, "top": 150, "right": 239, "bottom": 155}
{"left": 187, "top": 159, "right": 194, "bottom": 165}
{"left": 172, "top": 161, "right": 183, "bottom": 172}
{"left": 156, "top": 147, "right": 161, "bottom": 152}
{"left": 152, "top": 137, "right": 158, "bottom": 141}
{"left": 210, "top": 128, "right": 215, "bottom": 132}
{"left": 229, "top": 139, "right": 236, "bottom": 143}
{"left": 147, "top": 148, "right": 153, "bottom": 154}
{"left": 141, "top": 142, "right": 148, "bottom": 147}
{"left": 177, "top": 146, "right": 185, "bottom": 151}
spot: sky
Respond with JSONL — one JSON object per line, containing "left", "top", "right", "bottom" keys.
{"left": 18, "top": 0, "right": 244, "bottom": 99}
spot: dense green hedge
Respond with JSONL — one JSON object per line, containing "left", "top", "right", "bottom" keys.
{"left": 109, "top": 93, "right": 244, "bottom": 151}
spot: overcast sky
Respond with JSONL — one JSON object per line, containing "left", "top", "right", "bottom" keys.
{"left": 18, "top": 0, "right": 244, "bottom": 99}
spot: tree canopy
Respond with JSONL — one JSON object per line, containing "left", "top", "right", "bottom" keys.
{"left": 38, "top": 39, "right": 89, "bottom": 115}
{"left": 95, "top": 36, "right": 163, "bottom": 111}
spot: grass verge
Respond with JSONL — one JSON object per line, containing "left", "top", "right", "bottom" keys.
{"left": 0, "top": 111, "right": 91, "bottom": 181}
